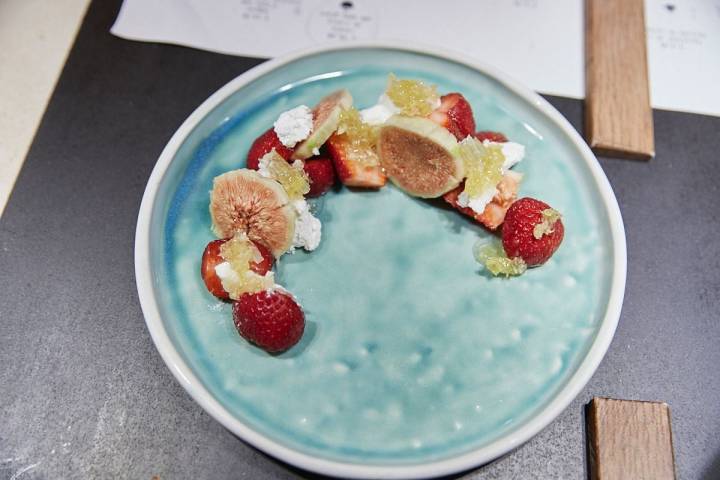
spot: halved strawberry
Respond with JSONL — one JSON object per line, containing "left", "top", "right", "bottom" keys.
{"left": 246, "top": 128, "right": 293, "bottom": 170}
{"left": 303, "top": 156, "right": 336, "bottom": 197}
{"left": 429, "top": 93, "right": 476, "bottom": 141}
{"left": 326, "top": 133, "right": 387, "bottom": 188}
{"left": 201, "top": 240, "right": 229, "bottom": 300}
{"left": 201, "top": 238, "right": 274, "bottom": 300}
{"left": 442, "top": 171, "right": 522, "bottom": 230}
{"left": 474, "top": 131, "right": 508, "bottom": 143}
{"left": 250, "top": 242, "right": 274, "bottom": 275}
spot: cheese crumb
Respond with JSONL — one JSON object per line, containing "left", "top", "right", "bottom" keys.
{"left": 359, "top": 94, "right": 401, "bottom": 126}
{"left": 291, "top": 199, "right": 322, "bottom": 251}
{"left": 215, "top": 261, "right": 240, "bottom": 285}
{"left": 214, "top": 261, "right": 275, "bottom": 299}
{"left": 257, "top": 154, "right": 272, "bottom": 178}
{"left": 458, "top": 189, "right": 497, "bottom": 213}
{"left": 459, "top": 140, "right": 525, "bottom": 214}
{"left": 492, "top": 141, "right": 525, "bottom": 171}
{"left": 274, "top": 105, "right": 313, "bottom": 148}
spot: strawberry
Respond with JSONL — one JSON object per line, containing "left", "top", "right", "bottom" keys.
{"left": 246, "top": 128, "right": 293, "bottom": 170}
{"left": 474, "top": 131, "right": 508, "bottom": 143}
{"left": 501, "top": 197, "right": 564, "bottom": 266}
{"left": 249, "top": 242, "right": 274, "bottom": 275}
{"left": 326, "top": 133, "right": 387, "bottom": 188}
{"left": 429, "top": 93, "right": 476, "bottom": 141}
{"left": 201, "top": 240, "right": 229, "bottom": 300}
{"left": 201, "top": 238, "right": 274, "bottom": 300}
{"left": 303, "top": 156, "right": 336, "bottom": 197}
{"left": 233, "top": 290, "right": 305, "bottom": 353}
{"left": 442, "top": 171, "right": 522, "bottom": 230}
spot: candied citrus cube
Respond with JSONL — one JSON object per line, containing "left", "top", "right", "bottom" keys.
{"left": 337, "top": 107, "right": 377, "bottom": 145}
{"left": 456, "top": 137, "right": 505, "bottom": 199}
{"left": 219, "top": 234, "right": 274, "bottom": 297}
{"left": 336, "top": 107, "right": 379, "bottom": 166}
{"left": 533, "top": 208, "right": 562, "bottom": 239}
{"left": 385, "top": 74, "right": 439, "bottom": 117}
{"left": 261, "top": 151, "right": 310, "bottom": 199}
{"left": 473, "top": 240, "right": 527, "bottom": 277}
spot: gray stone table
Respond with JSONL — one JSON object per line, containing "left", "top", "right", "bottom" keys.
{"left": 1, "top": 1, "right": 719, "bottom": 478}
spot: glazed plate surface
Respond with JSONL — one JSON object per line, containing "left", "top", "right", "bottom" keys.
{"left": 135, "top": 44, "right": 626, "bottom": 479}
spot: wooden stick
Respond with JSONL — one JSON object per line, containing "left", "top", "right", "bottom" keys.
{"left": 587, "top": 397, "right": 676, "bottom": 480}
{"left": 585, "top": 0, "right": 655, "bottom": 160}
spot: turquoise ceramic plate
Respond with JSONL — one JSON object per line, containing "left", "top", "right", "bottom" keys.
{"left": 135, "top": 44, "right": 626, "bottom": 479}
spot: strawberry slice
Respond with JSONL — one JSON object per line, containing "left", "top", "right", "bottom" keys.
{"left": 326, "top": 133, "right": 387, "bottom": 188}
{"left": 246, "top": 128, "right": 293, "bottom": 170}
{"left": 201, "top": 238, "right": 274, "bottom": 300}
{"left": 303, "top": 156, "right": 336, "bottom": 197}
{"left": 429, "top": 93, "right": 476, "bottom": 141}
{"left": 443, "top": 171, "right": 522, "bottom": 230}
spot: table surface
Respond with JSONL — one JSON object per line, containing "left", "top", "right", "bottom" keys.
{"left": 2, "top": 1, "right": 719, "bottom": 479}
{"left": 0, "top": 0, "right": 90, "bottom": 217}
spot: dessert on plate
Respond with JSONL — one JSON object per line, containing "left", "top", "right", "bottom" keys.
{"left": 200, "top": 75, "right": 565, "bottom": 353}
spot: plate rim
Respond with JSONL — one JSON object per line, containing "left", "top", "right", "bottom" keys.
{"left": 134, "top": 41, "right": 626, "bottom": 479}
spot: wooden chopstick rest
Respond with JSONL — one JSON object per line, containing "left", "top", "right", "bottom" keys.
{"left": 587, "top": 397, "right": 676, "bottom": 480}
{"left": 585, "top": 0, "right": 655, "bottom": 160}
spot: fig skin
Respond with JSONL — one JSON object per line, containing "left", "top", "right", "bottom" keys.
{"left": 293, "top": 89, "right": 353, "bottom": 160}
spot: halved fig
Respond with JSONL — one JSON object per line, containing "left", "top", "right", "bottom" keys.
{"left": 209, "top": 169, "right": 296, "bottom": 257}
{"left": 377, "top": 116, "right": 463, "bottom": 198}
{"left": 292, "top": 89, "right": 353, "bottom": 160}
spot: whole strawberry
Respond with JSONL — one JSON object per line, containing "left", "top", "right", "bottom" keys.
{"left": 502, "top": 197, "right": 564, "bottom": 267}
{"left": 246, "top": 128, "right": 293, "bottom": 170}
{"left": 233, "top": 290, "right": 305, "bottom": 353}
{"left": 303, "top": 156, "right": 336, "bottom": 197}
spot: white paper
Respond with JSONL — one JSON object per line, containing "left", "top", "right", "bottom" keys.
{"left": 111, "top": 0, "right": 720, "bottom": 117}
{"left": 645, "top": 0, "right": 720, "bottom": 116}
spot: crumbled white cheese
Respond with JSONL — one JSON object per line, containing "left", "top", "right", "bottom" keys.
{"left": 430, "top": 95, "right": 442, "bottom": 110}
{"left": 456, "top": 191, "right": 470, "bottom": 208}
{"left": 266, "top": 283, "right": 289, "bottom": 295}
{"left": 257, "top": 154, "right": 273, "bottom": 178}
{"left": 359, "top": 93, "right": 401, "bottom": 125}
{"left": 457, "top": 188, "right": 497, "bottom": 214}
{"left": 360, "top": 105, "right": 393, "bottom": 125}
{"left": 215, "top": 260, "right": 276, "bottom": 296}
{"left": 312, "top": 147, "right": 320, "bottom": 156}
{"left": 483, "top": 140, "right": 525, "bottom": 171}
{"left": 458, "top": 140, "right": 525, "bottom": 215}
{"left": 215, "top": 261, "right": 241, "bottom": 287}
{"left": 468, "top": 189, "right": 498, "bottom": 213}
{"left": 274, "top": 105, "right": 313, "bottom": 148}
{"left": 291, "top": 199, "right": 321, "bottom": 251}
{"left": 378, "top": 93, "right": 400, "bottom": 112}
